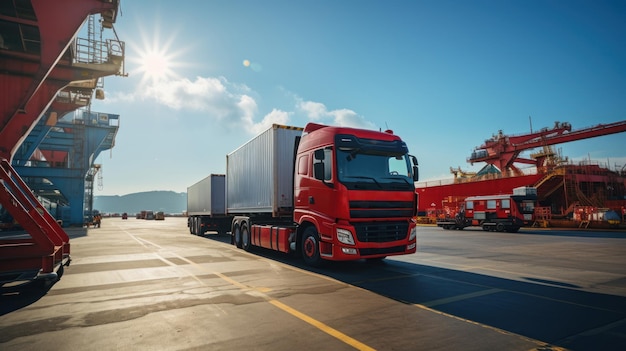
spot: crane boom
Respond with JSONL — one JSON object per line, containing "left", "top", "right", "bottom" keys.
{"left": 468, "top": 120, "right": 626, "bottom": 173}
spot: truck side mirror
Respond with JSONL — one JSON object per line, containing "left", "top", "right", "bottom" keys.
{"left": 410, "top": 155, "right": 419, "bottom": 181}
{"left": 314, "top": 149, "right": 325, "bottom": 161}
{"left": 314, "top": 162, "right": 325, "bottom": 181}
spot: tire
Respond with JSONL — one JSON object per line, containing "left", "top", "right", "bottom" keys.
{"left": 195, "top": 220, "right": 202, "bottom": 236}
{"left": 495, "top": 222, "right": 505, "bottom": 232}
{"left": 241, "top": 223, "right": 252, "bottom": 251}
{"left": 233, "top": 223, "right": 242, "bottom": 248}
{"left": 301, "top": 226, "right": 323, "bottom": 267}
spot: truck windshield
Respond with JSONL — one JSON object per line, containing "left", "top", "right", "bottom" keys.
{"left": 335, "top": 134, "right": 414, "bottom": 191}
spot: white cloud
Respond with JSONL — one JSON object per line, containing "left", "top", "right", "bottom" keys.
{"left": 104, "top": 76, "right": 260, "bottom": 129}
{"left": 330, "top": 108, "right": 377, "bottom": 130}
{"left": 247, "top": 109, "right": 292, "bottom": 134}
{"left": 296, "top": 98, "right": 377, "bottom": 130}
{"left": 297, "top": 100, "right": 326, "bottom": 120}
{"left": 102, "top": 75, "right": 377, "bottom": 135}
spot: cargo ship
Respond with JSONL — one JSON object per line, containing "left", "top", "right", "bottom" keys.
{"left": 415, "top": 120, "right": 626, "bottom": 228}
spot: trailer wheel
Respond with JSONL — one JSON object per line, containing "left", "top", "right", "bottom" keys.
{"left": 189, "top": 217, "right": 195, "bottom": 234}
{"left": 496, "top": 222, "right": 505, "bottom": 232}
{"left": 196, "top": 220, "right": 203, "bottom": 236}
{"left": 301, "top": 227, "right": 323, "bottom": 267}
{"left": 233, "top": 223, "right": 242, "bottom": 248}
{"left": 241, "top": 223, "right": 252, "bottom": 251}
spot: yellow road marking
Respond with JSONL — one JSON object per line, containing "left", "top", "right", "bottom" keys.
{"left": 211, "top": 271, "right": 375, "bottom": 350}
{"left": 123, "top": 233, "right": 376, "bottom": 351}
{"left": 269, "top": 299, "right": 376, "bottom": 351}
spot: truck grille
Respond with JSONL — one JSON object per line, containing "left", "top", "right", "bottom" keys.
{"left": 352, "top": 221, "right": 409, "bottom": 243}
{"left": 349, "top": 201, "right": 414, "bottom": 218}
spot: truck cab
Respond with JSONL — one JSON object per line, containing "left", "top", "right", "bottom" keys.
{"left": 294, "top": 123, "right": 419, "bottom": 265}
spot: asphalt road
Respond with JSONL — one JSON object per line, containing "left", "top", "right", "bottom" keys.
{"left": 1, "top": 218, "right": 625, "bottom": 350}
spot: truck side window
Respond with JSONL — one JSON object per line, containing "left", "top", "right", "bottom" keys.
{"left": 298, "top": 155, "right": 309, "bottom": 175}
{"left": 501, "top": 199, "right": 510, "bottom": 209}
{"left": 466, "top": 201, "right": 473, "bottom": 210}
{"left": 313, "top": 148, "right": 332, "bottom": 181}
{"left": 323, "top": 148, "right": 332, "bottom": 180}
{"left": 487, "top": 200, "right": 497, "bottom": 209}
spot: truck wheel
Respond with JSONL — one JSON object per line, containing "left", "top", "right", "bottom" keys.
{"left": 233, "top": 224, "right": 242, "bottom": 248}
{"left": 241, "top": 223, "right": 252, "bottom": 251}
{"left": 196, "top": 220, "right": 203, "bottom": 236}
{"left": 496, "top": 223, "right": 505, "bottom": 232}
{"left": 301, "top": 227, "right": 323, "bottom": 267}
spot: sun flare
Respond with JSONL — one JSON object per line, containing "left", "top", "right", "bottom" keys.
{"left": 135, "top": 47, "right": 177, "bottom": 85}
{"left": 129, "top": 25, "right": 185, "bottom": 87}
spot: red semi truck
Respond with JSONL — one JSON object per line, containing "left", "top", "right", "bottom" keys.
{"left": 436, "top": 187, "right": 537, "bottom": 232}
{"left": 188, "top": 123, "right": 419, "bottom": 266}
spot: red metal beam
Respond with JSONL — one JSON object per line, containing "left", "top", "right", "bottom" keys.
{"left": 0, "top": 0, "right": 120, "bottom": 287}
{"left": 469, "top": 120, "right": 626, "bottom": 173}
{"left": 0, "top": 159, "right": 70, "bottom": 275}
{"left": 1, "top": 52, "right": 122, "bottom": 160}
{"left": 18, "top": 0, "right": 119, "bottom": 112}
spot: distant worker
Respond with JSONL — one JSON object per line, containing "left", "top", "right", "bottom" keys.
{"left": 93, "top": 213, "right": 101, "bottom": 228}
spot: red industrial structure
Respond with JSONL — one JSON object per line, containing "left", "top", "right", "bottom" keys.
{"left": 417, "top": 120, "right": 626, "bottom": 228}
{"left": 468, "top": 121, "right": 626, "bottom": 176}
{"left": 1, "top": 0, "right": 124, "bottom": 289}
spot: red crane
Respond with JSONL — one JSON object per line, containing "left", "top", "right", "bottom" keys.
{"left": 0, "top": 0, "right": 122, "bottom": 290}
{"left": 468, "top": 120, "right": 626, "bottom": 175}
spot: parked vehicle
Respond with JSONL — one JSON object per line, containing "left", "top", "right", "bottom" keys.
{"left": 436, "top": 187, "right": 537, "bottom": 232}
{"left": 187, "top": 123, "right": 419, "bottom": 266}
{"left": 187, "top": 174, "right": 231, "bottom": 235}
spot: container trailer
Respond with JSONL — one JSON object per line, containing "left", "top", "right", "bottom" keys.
{"left": 188, "top": 123, "right": 419, "bottom": 266}
{"left": 187, "top": 174, "right": 231, "bottom": 235}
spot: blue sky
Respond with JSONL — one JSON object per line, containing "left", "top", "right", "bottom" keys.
{"left": 91, "top": 0, "right": 626, "bottom": 196}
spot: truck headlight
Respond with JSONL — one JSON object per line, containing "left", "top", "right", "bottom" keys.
{"left": 409, "top": 226, "right": 417, "bottom": 241}
{"left": 337, "top": 228, "right": 355, "bottom": 245}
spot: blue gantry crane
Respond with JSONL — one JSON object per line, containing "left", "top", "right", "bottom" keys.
{"left": 12, "top": 109, "right": 119, "bottom": 226}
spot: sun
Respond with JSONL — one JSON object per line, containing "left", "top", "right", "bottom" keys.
{"left": 134, "top": 46, "right": 177, "bottom": 85}
{"left": 139, "top": 50, "right": 172, "bottom": 83}
{"left": 128, "top": 24, "right": 184, "bottom": 87}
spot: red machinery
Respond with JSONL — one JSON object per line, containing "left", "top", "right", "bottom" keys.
{"left": 468, "top": 120, "right": 626, "bottom": 176}
{"left": 436, "top": 187, "right": 537, "bottom": 232}
{"left": 1, "top": 0, "right": 123, "bottom": 289}
{"left": 418, "top": 120, "right": 626, "bottom": 222}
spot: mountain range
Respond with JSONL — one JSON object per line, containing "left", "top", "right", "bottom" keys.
{"left": 94, "top": 191, "right": 187, "bottom": 215}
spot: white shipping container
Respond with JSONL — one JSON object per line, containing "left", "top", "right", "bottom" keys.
{"left": 226, "top": 124, "right": 303, "bottom": 216}
{"left": 187, "top": 174, "right": 226, "bottom": 216}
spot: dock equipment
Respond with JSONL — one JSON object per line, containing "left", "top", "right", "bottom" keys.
{"left": 1, "top": 0, "right": 124, "bottom": 289}
{"left": 12, "top": 110, "right": 120, "bottom": 226}
{"left": 468, "top": 120, "right": 626, "bottom": 176}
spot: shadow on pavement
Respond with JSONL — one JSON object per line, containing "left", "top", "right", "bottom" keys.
{"left": 224, "top": 239, "right": 626, "bottom": 351}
